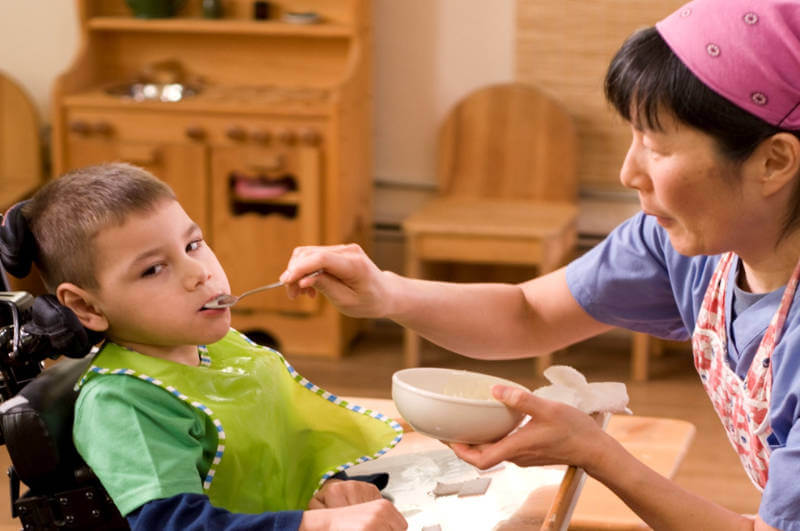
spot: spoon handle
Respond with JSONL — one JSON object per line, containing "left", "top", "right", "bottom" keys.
{"left": 236, "top": 269, "right": 323, "bottom": 302}
{"left": 236, "top": 280, "right": 286, "bottom": 300}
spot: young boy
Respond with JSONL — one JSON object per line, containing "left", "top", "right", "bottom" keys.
{"left": 0, "top": 163, "right": 406, "bottom": 530}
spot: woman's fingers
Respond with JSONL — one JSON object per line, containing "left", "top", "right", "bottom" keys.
{"left": 280, "top": 244, "right": 389, "bottom": 318}
{"left": 281, "top": 244, "right": 366, "bottom": 285}
{"left": 451, "top": 387, "right": 602, "bottom": 470}
{"left": 491, "top": 384, "right": 551, "bottom": 416}
{"left": 450, "top": 423, "right": 542, "bottom": 470}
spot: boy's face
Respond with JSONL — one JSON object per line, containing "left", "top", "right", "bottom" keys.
{"left": 87, "top": 199, "right": 231, "bottom": 359}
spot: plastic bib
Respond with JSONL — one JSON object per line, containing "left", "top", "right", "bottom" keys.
{"left": 77, "top": 329, "right": 402, "bottom": 513}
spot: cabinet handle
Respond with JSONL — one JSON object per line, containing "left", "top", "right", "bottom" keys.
{"left": 226, "top": 126, "right": 247, "bottom": 141}
{"left": 185, "top": 126, "right": 207, "bottom": 141}
{"left": 69, "top": 120, "right": 91, "bottom": 136}
{"left": 251, "top": 130, "right": 272, "bottom": 143}
{"left": 298, "top": 129, "right": 321, "bottom": 146}
{"left": 276, "top": 129, "right": 296, "bottom": 145}
{"left": 92, "top": 122, "right": 113, "bottom": 136}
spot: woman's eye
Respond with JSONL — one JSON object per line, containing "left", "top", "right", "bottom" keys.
{"left": 643, "top": 142, "right": 663, "bottom": 157}
{"left": 187, "top": 240, "right": 203, "bottom": 253}
{"left": 142, "top": 264, "right": 164, "bottom": 277}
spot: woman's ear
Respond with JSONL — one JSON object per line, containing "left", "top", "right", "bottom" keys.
{"left": 755, "top": 132, "right": 800, "bottom": 197}
{"left": 56, "top": 283, "right": 109, "bottom": 332}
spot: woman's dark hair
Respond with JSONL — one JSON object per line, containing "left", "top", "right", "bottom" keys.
{"left": 605, "top": 26, "right": 800, "bottom": 235}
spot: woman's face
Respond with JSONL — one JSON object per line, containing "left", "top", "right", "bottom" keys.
{"left": 619, "top": 112, "right": 766, "bottom": 257}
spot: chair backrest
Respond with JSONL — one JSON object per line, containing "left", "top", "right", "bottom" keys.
{"left": 437, "top": 82, "right": 578, "bottom": 202}
{"left": 0, "top": 71, "right": 42, "bottom": 196}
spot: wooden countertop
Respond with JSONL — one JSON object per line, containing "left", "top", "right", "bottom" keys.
{"left": 61, "top": 84, "right": 336, "bottom": 117}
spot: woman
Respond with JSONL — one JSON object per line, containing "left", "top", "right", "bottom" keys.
{"left": 281, "top": 0, "right": 800, "bottom": 528}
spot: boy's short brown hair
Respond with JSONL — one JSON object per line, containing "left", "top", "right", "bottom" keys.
{"left": 25, "top": 163, "right": 175, "bottom": 291}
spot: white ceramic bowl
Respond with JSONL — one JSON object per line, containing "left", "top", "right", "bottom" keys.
{"left": 392, "top": 367, "right": 528, "bottom": 444}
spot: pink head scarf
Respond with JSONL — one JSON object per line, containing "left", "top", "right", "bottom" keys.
{"left": 656, "top": 0, "right": 800, "bottom": 129}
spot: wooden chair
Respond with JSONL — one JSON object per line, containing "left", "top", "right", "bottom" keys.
{"left": 0, "top": 71, "right": 42, "bottom": 208}
{"left": 0, "top": 71, "right": 46, "bottom": 295}
{"left": 402, "top": 82, "right": 579, "bottom": 372}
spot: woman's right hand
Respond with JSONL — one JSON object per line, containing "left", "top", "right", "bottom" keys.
{"left": 299, "top": 499, "right": 407, "bottom": 531}
{"left": 449, "top": 385, "right": 610, "bottom": 472}
{"left": 280, "top": 244, "right": 394, "bottom": 319}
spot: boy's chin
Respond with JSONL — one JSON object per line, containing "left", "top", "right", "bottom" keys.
{"left": 203, "top": 325, "right": 231, "bottom": 344}
{"left": 194, "top": 319, "right": 232, "bottom": 345}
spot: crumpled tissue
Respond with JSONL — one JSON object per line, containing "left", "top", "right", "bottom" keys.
{"left": 533, "top": 365, "right": 632, "bottom": 415}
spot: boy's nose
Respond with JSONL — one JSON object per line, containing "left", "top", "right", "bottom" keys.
{"left": 183, "top": 258, "right": 211, "bottom": 290}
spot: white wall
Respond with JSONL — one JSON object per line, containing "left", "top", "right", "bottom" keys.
{"left": 0, "top": 0, "right": 514, "bottom": 188}
{"left": 0, "top": 1, "right": 79, "bottom": 121}
{"left": 374, "top": 0, "right": 514, "bottom": 187}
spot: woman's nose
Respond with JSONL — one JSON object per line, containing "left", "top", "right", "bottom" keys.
{"left": 619, "top": 143, "right": 650, "bottom": 192}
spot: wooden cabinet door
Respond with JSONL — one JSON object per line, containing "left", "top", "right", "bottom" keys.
{"left": 64, "top": 138, "right": 210, "bottom": 232}
{"left": 64, "top": 136, "right": 118, "bottom": 171}
{"left": 210, "top": 144, "right": 321, "bottom": 315}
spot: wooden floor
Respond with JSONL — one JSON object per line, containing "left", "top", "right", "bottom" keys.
{"left": 0, "top": 323, "right": 760, "bottom": 530}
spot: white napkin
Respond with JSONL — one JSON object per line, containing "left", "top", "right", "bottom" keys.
{"left": 533, "top": 365, "right": 631, "bottom": 415}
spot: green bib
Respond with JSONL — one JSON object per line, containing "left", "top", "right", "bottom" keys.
{"left": 76, "top": 329, "right": 402, "bottom": 513}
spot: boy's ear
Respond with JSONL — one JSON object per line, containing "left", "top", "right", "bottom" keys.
{"left": 56, "top": 283, "right": 109, "bottom": 332}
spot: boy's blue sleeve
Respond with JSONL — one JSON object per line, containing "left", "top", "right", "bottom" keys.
{"left": 127, "top": 493, "right": 302, "bottom": 530}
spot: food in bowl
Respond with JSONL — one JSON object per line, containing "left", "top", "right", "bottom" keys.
{"left": 392, "top": 367, "right": 529, "bottom": 444}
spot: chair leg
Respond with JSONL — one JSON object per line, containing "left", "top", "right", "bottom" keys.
{"left": 403, "top": 243, "right": 423, "bottom": 367}
{"left": 404, "top": 328, "right": 421, "bottom": 368}
{"left": 631, "top": 332, "right": 650, "bottom": 382}
{"left": 535, "top": 353, "right": 552, "bottom": 376}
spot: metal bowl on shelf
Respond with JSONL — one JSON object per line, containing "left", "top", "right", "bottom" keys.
{"left": 104, "top": 82, "right": 202, "bottom": 102}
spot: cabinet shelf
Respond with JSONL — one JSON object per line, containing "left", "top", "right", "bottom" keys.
{"left": 87, "top": 17, "right": 353, "bottom": 38}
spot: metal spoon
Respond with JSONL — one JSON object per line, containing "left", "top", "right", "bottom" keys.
{"left": 203, "top": 270, "right": 322, "bottom": 309}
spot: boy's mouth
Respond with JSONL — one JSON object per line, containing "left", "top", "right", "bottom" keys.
{"left": 200, "top": 293, "right": 229, "bottom": 312}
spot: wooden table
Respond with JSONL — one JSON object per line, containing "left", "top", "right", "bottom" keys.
{"left": 0, "top": 399, "right": 695, "bottom": 531}
{"left": 349, "top": 398, "right": 696, "bottom": 530}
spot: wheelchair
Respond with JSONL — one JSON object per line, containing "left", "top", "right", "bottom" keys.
{"left": 0, "top": 290, "right": 128, "bottom": 530}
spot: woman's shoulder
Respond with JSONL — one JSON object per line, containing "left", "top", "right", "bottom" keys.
{"left": 580, "top": 212, "right": 721, "bottom": 282}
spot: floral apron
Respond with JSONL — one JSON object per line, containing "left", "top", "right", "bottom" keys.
{"left": 692, "top": 252, "right": 800, "bottom": 490}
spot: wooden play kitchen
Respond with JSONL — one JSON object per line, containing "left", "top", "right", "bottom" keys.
{"left": 51, "top": 0, "right": 373, "bottom": 357}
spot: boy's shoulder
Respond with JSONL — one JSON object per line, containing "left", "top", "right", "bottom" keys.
{"left": 75, "top": 328, "right": 280, "bottom": 393}
{"left": 75, "top": 367, "right": 197, "bottom": 418}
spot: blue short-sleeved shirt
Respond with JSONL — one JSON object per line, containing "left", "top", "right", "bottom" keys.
{"left": 566, "top": 212, "right": 800, "bottom": 530}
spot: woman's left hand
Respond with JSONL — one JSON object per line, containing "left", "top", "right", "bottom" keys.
{"left": 308, "top": 479, "right": 384, "bottom": 509}
{"left": 450, "top": 385, "right": 609, "bottom": 473}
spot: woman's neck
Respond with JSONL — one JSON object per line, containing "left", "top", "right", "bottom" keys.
{"left": 739, "top": 229, "right": 800, "bottom": 293}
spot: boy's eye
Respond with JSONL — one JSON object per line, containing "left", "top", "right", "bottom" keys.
{"left": 142, "top": 264, "right": 164, "bottom": 277}
{"left": 187, "top": 239, "right": 203, "bottom": 253}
